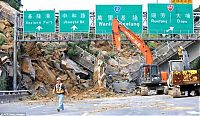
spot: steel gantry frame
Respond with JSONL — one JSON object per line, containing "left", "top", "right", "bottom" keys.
{"left": 12, "top": 11, "right": 200, "bottom": 90}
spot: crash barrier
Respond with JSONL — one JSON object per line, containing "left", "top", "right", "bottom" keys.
{"left": 0, "top": 90, "right": 31, "bottom": 104}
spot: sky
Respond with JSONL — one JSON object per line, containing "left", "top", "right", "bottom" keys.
{"left": 21, "top": 0, "right": 200, "bottom": 12}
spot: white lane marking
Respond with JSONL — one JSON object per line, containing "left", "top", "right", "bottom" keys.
{"left": 29, "top": 105, "right": 45, "bottom": 110}
{"left": 187, "top": 111, "right": 200, "bottom": 115}
{"left": 81, "top": 112, "right": 89, "bottom": 116}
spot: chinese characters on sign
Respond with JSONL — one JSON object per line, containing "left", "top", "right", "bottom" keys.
{"left": 59, "top": 10, "right": 89, "bottom": 32}
{"left": 24, "top": 10, "right": 55, "bottom": 33}
{"left": 96, "top": 5, "right": 142, "bottom": 34}
{"left": 23, "top": 4, "right": 193, "bottom": 35}
{"left": 148, "top": 4, "right": 193, "bottom": 34}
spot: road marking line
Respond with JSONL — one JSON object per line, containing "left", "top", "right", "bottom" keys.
{"left": 29, "top": 105, "right": 45, "bottom": 110}
{"left": 187, "top": 111, "right": 200, "bottom": 115}
{"left": 81, "top": 112, "right": 89, "bottom": 116}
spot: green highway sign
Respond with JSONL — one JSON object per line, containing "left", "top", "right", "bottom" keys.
{"left": 59, "top": 10, "right": 89, "bottom": 32}
{"left": 148, "top": 4, "right": 193, "bottom": 34}
{"left": 96, "top": 5, "right": 142, "bottom": 34}
{"left": 24, "top": 10, "right": 55, "bottom": 33}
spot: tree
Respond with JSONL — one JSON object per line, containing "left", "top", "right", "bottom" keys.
{"left": 2, "top": 0, "right": 22, "bottom": 11}
{"left": 194, "top": 5, "right": 200, "bottom": 12}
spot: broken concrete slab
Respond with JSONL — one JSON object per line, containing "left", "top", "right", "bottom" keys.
{"left": 107, "top": 58, "right": 118, "bottom": 67}
{"left": 61, "top": 58, "right": 88, "bottom": 75}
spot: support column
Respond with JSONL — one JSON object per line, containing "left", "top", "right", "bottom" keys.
{"left": 13, "top": 12, "right": 17, "bottom": 90}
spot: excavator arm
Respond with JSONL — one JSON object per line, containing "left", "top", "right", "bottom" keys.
{"left": 112, "top": 18, "right": 153, "bottom": 65}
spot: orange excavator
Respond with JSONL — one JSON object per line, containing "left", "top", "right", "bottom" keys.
{"left": 112, "top": 18, "right": 165, "bottom": 95}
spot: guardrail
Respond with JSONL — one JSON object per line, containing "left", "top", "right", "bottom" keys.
{"left": 0, "top": 90, "right": 31, "bottom": 104}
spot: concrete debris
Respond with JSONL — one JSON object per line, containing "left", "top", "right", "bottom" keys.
{"left": 112, "top": 81, "right": 137, "bottom": 93}
{"left": 50, "top": 60, "right": 63, "bottom": 71}
{"left": 107, "top": 58, "right": 119, "bottom": 67}
{"left": 33, "top": 82, "right": 48, "bottom": 97}
{"left": 0, "top": 56, "right": 8, "bottom": 64}
{"left": 61, "top": 58, "right": 88, "bottom": 75}
{"left": 58, "top": 74, "right": 68, "bottom": 81}
{"left": 20, "top": 74, "right": 33, "bottom": 90}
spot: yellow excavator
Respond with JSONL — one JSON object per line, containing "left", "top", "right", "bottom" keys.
{"left": 167, "top": 46, "right": 200, "bottom": 97}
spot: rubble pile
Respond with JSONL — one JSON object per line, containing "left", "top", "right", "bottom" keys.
{"left": 0, "top": 20, "right": 13, "bottom": 50}
{"left": 17, "top": 42, "right": 94, "bottom": 98}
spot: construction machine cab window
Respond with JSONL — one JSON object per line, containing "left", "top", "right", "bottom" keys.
{"left": 171, "top": 61, "right": 184, "bottom": 71}
{"left": 151, "top": 65, "right": 158, "bottom": 76}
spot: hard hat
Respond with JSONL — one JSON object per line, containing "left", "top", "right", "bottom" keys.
{"left": 56, "top": 77, "right": 61, "bottom": 80}
{"left": 180, "top": 46, "right": 183, "bottom": 50}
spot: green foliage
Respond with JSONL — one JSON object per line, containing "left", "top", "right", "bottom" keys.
{"left": 29, "top": 94, "right": 38, "bottom": 100}
{"left": 2, "top": 0, "right": 21, "bottom": 11}
{"left": 190, "top": 56, "right": 200, "bottom": 70}
{"left": 77, "top": 42, "right": 90, "bottom": 50}
{"left": 0, "top": 73, "right": 7, "bottom": 90}
{"left": 147, "top": 42, "right": 156, "bottom": 51}
{"left": 0, "top": 36, "right": 5, "bottom": 46}
{"left": 142, "top": 30, "right": 162, "bottom": 38}
{"left": 108, "top": 52, "right": 116, "bottom": 59}
{"left": 67, "top": 42, "right": 80, "bottom": 58}
{"left": 194, "top": 5, "right": 200, "bottom": 12}
{"left": 46, "top": 44, "right": 56, "bottom": 55}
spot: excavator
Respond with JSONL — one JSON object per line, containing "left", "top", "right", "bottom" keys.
{"left": 112, "top": 18, "right": 165, "bottom": 95}
{"left": 166, "top": 46, "right": 200, "bottom": 98}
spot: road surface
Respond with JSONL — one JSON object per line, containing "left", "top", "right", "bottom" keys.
{"left": 0, "top": 95, "right": 199, "bottom": 116}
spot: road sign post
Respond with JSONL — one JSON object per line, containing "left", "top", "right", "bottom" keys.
{"left": 59, "top": 10, "right": 89, "bottom": 33}
{"left": 96, "top": 5, "right": 142, "bottom": 34}
{"left": 148, "top": 4, "right": 193, "bottom": 34}
{"left": 24, "top": 10, "right": 55, "bottom": 33}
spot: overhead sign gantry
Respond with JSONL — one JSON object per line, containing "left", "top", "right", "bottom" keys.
{"left": 148, "top": 4, "right": 193, "bottom": 34}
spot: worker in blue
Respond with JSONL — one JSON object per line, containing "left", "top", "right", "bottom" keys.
{"left": 53, "top": 77, "right": 69, "bottom": 112}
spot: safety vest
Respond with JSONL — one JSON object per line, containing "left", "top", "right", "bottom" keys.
{"left": 55, "top": 83, "right": 65, "bottom": 94}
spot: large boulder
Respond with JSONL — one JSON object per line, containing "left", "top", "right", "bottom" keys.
{"left": 32, "top": 82, "right": 48, "bottom": 97}
{"left": 21, "top": 57, "right": 35, "bottom": 80}
{"left": 40, "top": 62, "right": 56, "bottom": 84}
{"left": 0, "top": 22, "right": 6, "bottom": 32}
{"left": 33, "top": 62, "right": 56, "bottom": 84}
{"left": 0, "top": 20, "right": 13, "bottom": 42}
{"left": 24, "top": 42, "right": 42, "bottom": 59}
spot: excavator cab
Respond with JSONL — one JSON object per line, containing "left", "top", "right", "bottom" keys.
{"left": 139, "top": 64, "right": 161, "bottom": 85}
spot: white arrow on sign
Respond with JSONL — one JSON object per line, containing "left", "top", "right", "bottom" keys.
{"left": 71, "top": 25, "right": 78, "bottom": 31}
{"left": 166, "top": 26, "right": 174, "bottom": 32}
{"left": 36, "top": 26, "right": 43, "bottom": 31}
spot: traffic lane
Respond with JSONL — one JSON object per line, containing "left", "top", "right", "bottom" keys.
{"left": 84, "top": 95, "right": 200, "bottom": 115}
{"left": 0, "top": 100, "right": 97, "bottom": 116}
{"left": 0, "top": 95, "right": 199, "bottom": 115}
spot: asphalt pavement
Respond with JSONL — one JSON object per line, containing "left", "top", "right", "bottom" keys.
{"left": 0, "top": 95, "right": 199, "bottom": 116}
